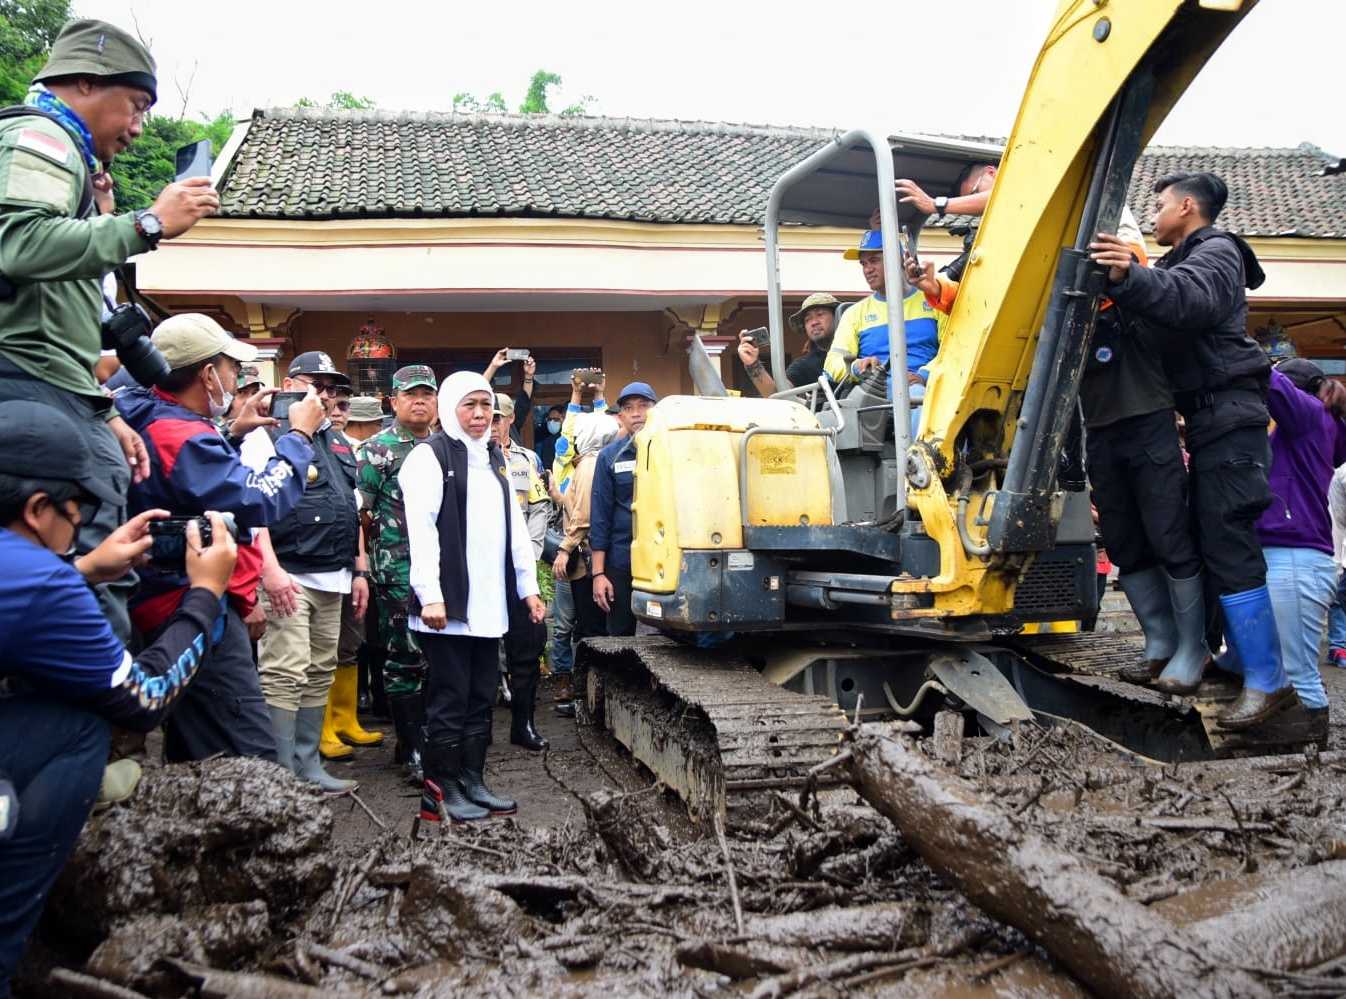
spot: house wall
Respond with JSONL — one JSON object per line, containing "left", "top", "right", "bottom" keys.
{"left": 289, "top": 307, "right": 686, "bottom": 402}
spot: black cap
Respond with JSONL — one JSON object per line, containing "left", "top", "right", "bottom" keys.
{"left": 287, "top": 350, "right": 351, "bottom": 385}
{"left": 0, "top": 401, "right": 122, "bottom": 506}
{"left": 1276, "top": 357, "right": 1326, "bottom": 393}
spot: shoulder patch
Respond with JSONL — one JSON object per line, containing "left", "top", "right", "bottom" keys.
{"left": 1, "top": 146, "right": 78, "bottom": 213}
{"left": 16, "top": 128, "right": 73, "bottom": 165}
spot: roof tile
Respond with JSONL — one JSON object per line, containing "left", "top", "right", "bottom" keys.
{"left": 218, "top": 110, "right": 1346, "bottom": 239}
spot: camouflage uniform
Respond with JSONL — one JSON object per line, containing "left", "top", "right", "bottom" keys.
{"left": 358, "top": 421, "right": 429, "bottom": 696}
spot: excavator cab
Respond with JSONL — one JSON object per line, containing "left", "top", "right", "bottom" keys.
{"left": 631, "top": 130, "right": 1099, "bottom": 638}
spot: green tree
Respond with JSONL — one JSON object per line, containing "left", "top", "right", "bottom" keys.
{"left": 294, "top": 90, "right": 376, "bottom": 111}
{"left": 0, "top": 0, "right": 71, "bottom": 104}
{"left": 454, "top": 69, "right": 594, "bottom": 117}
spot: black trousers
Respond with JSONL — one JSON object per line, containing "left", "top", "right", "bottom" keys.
{"left": 422, "top": 634, "right": 499, "bottom": 743}
{"left": 163, "top": 605, "right": 278, "bottom": 763}
{"left": 0, "top": 357, "right": 134, "bottom": 642}
{"left": 571, "top": 574, "right": 608, "bottom": 642}
{"left": 605, "top": 565, "right": 637, "bottom": 638}
{"left": 1187, "top": 424, "right": 1272, "bottom": 597}
{"left": 1087, "top": 409, "right": 1201, "bottom": 579}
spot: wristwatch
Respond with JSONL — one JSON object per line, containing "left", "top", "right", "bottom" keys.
{"left": 353, "top": 570, "right": 370, "bottom": 580}
{"left": 933, "top": 196, "right": 949, "bottom": 219}
{"left": 133, "top": 209, "right": 163, "bottom": 248}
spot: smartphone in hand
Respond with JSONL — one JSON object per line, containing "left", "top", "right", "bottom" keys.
{"left": 175, "top": 140, "right": 213, "bottom": 181}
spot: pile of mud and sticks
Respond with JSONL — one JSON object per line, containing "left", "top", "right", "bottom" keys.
{"left": 18, "top": 720, "right": 1346, "bottom": 999}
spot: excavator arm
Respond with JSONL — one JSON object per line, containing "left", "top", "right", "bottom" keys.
{"left": 905, "top": 0, "right": 1259, "bottom": 618}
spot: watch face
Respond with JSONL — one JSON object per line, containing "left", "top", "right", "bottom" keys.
{"left": 139, "top": 211, "right": 163, "bottom": 236}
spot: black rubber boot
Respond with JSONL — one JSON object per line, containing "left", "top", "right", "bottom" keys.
{"left": 510, "top": 673, "right": 548, "bottom": 752}
{"left": 420, "top": 738, "right": 488, "bottom": 823}
{"left": 461, "top": 734, "right": 517, "bottom": 815}
{"left": 388, "top": 691, "right": 425, "bottom": 784}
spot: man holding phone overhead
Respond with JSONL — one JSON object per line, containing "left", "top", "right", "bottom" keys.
{"left": 0, "top": 19, "right": 222, "bottom": 642}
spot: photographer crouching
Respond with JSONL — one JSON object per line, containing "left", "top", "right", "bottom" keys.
{"left": 0, "top": 401, "right": 238, "bottom": 995}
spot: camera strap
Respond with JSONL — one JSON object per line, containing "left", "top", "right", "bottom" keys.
{"left": 108, "top": 265, "right": 171, "bottom": 322}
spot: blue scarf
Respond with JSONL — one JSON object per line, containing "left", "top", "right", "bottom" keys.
{"left": 24, "top": 85, "right": 99, "bottom": 174}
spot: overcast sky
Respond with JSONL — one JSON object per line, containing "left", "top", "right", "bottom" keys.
{"left": 77, "top": 0, "right": 1343, "bottom": 155}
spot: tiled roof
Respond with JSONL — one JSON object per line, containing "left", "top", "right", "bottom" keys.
{"left": 218, "top": 109, "right": 1346, "bottom": 239}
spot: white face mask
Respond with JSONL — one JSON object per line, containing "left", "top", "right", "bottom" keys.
{"left": 207, "top": 366, "right": 233, "bottom": 421}
{"left": 546, "top": 419, "right": 562, "bottom": 435}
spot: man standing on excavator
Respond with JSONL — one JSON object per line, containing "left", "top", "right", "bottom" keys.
{"left": 1090, "top": 172, "right": 1295, "bottom": 733}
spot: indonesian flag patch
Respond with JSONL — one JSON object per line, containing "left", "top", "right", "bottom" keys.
{"left": 16, "top": 128, "right": 71, "bottom": 165}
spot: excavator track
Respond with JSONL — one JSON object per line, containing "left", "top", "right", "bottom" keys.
{"left": 575, "top": 636, "right": 847, "bottom": 821}
{"left": 1011, "top": 632, "right": 1326, "bottom": 758}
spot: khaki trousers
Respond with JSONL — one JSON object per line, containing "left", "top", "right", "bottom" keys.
{"left": 258, "top": 584, "right": 344, "bottom": 710}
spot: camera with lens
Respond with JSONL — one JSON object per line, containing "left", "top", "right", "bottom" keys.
{"left": 148, "top": 513, "right": 238, "bottom": 570}
{"left": 102, "top": 302, "right": 171, "bottom": 388}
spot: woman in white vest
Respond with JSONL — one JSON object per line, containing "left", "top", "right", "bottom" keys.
{"left": 399, "top": 371, "right": 544, "bottom": 823}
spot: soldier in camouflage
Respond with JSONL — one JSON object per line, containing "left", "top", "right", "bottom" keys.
{"left": 357, "top": 364, "right": 438, "bottom": 777}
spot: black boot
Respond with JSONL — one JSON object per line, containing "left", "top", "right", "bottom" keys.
{"left": 510, "top": 673, "right": 548, "bottom": 752}
{"left": 420, "top": 738, "right": 488, "bottom": 823}
{"left": 461, "top": 734, "right": 517, "bottom": 815}
{"left": 388, "top": 691, "right": 425, "bottom": 784}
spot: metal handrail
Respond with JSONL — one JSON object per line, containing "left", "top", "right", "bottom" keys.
{"left": 762, "top": 129, "right": 911, "bottom": 516}
{"left": 738, "top": 425, "right": 838, "bottom": 529}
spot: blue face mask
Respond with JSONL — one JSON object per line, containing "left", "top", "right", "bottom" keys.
{"left": 546, "top": 419, "right": 562, "bottom": 435}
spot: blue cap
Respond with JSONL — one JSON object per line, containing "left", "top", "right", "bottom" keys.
{"left": 843, "top": 229, "right": 883, "bottom": 260}
{"left": 616, "top": 381, "right": 658, "bottom": 406}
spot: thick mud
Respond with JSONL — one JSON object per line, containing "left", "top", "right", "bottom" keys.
{"left": 17, "top": 671, "right": 1346, "bottom": 997}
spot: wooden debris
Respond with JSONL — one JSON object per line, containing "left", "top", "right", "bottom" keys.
{"left": 848, "top": 731, "right": 1267, "bottom": 999}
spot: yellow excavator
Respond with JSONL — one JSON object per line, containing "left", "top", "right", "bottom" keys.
{"left": 575, "top": 0, "right": 1308, "bottom": 819}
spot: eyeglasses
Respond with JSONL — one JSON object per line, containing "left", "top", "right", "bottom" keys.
{"left": 333, "top": 400, "right": 351, "bottom": 412}
{"left": 292, "top": 375, "right": 342, "bottom": 396}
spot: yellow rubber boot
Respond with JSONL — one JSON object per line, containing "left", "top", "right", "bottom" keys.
{"left": 320, "top": 682, "right": 354, "bottom": 761}
{"left": 330, "top": 664, "right": 385, "bottom": 747}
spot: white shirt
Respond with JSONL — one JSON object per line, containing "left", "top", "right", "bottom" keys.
{"left": 400, "top": 439, "right": 539, "bottom": 638}
{"left": 242, "top": 424, "right": 357, "bottom": 595}
{"left": 1329, "top": 463, "right": 1346, "bottom": 568}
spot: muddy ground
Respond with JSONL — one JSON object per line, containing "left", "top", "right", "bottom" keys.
{"left": 19, "top": 668, "right": 1346, "bottom": 998}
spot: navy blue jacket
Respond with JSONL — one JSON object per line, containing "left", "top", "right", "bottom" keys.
{"left": 114, "top": 386, "right": 311, "bottom": 629}
{"left": 589, "top": 435, "right": 636, "bottom": 572}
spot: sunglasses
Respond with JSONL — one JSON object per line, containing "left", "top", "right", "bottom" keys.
{"left": 333, "top": 400, "right": 352, "bottom": 412}
{"left": 292, "top": 376, "right": 342, "bottom": 396}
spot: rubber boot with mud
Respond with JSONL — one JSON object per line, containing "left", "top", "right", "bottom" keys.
{"left": 1216, "top": 586, "right": 1299, "bottom": 731}
{"left": 319, "top": 698, "right": 354, "bottom": 762}
{"left": 1116, "top": 567, "right": 1177, "bottom": 685}
{"left": 1153, "top": 571, "right": 1212, "bottom": 695}
{"left": 461, "top": 733, "right": 517, "bottom": 815}
{"left": 328, "top": 664, "right": 385, "bottom": 747}
{"left": 420, "top": 738, "right": 488, "bottom": 823}
{"left": 294, "top": 706, "right": 359, "bottom": 794}
{"left": 510, "top": 672, "right": 549, "bottom": 752}
{"left": 267, "top": 704, "right": 298, "bottom": 773}
{"left": 388, "top": 690, "right": 425, "bottom": 785}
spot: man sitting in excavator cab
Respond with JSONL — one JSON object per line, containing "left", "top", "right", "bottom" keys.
{"left": 736, "top": 291, "right": 840, "bottom": 397}
{"left": 823, "top": 230, "right": 944, "bottom": 438}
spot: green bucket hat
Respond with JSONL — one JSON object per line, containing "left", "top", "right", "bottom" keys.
{"left": 347, "top": 396, "right": 385, "bottom": 423}
{"left": 788, "top": 292, "right": 842, "bottom": 332}
{"left": 392, "top": 364, "right": 436, "bottom": 392}
{"left": 33, "top": 19, "right": 158, "bottom": 103}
